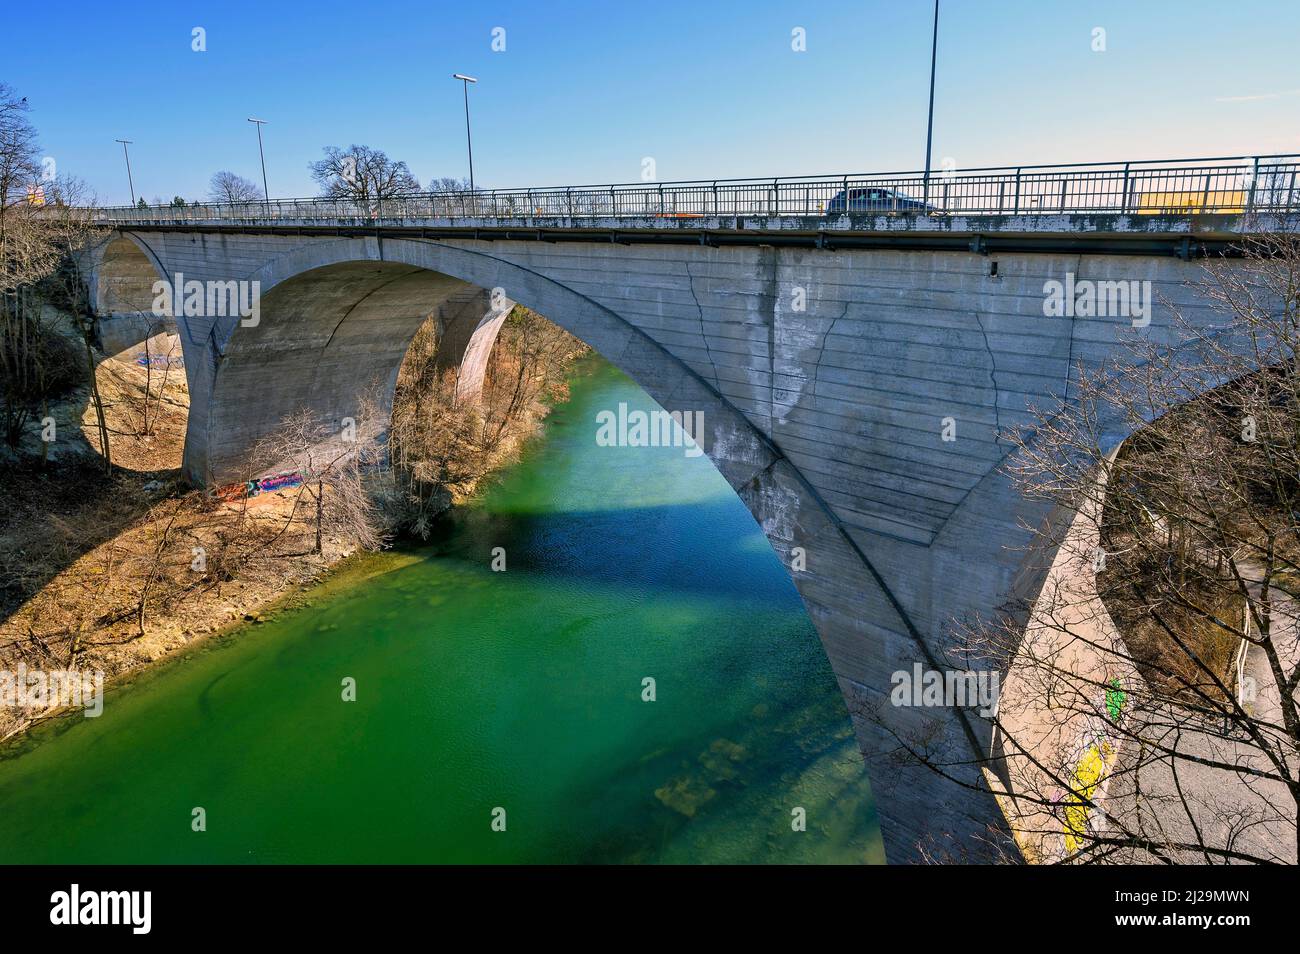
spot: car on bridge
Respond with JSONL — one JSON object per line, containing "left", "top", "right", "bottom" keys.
{"left": 825, "top": 187, "right": 934, "bottom": 214}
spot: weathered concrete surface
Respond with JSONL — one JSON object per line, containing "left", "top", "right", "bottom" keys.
{"left": 106, "top": 209, "right": 1300, "bottom": 240}
{"left": 85, "top": 234, "right": 175, "bottom": 355}
{"left": 448, "top": 291, "right": 515, "bottom": 404}
{"left": 95, "top": 312, "right": 176, "bottom": 357}
{"left": 85, "top": 225, "right": 1246, "bottom": 862}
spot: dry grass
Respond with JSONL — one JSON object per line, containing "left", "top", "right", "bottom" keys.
{"left": 0, "top": 340, "right": 353, "bottom": 740}
{"left": 89, "top": 332, "right": 189, "bottom": 473}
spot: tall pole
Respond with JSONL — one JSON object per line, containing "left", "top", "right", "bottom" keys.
{"left": 923, "top": 0, "right": 939, "bottom": 208}
{"left": 248, "top": 118, "right": 270, "bottom": 210}
{"left": 115, "top": 139, "right": 136, "bottom": 205}
{"left": 452, "top": 74, "right": 478, "bottom": 193}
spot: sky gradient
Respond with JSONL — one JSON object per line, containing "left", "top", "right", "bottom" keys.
{"left": 8, "top": 0, "right": 1300, "bottom": 205}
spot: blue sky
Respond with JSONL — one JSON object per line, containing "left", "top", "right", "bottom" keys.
{"left": 9, "top": 0, "right": 1300, "bottom": 204}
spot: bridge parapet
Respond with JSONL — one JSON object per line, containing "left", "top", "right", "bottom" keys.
{"left": 91, "top": 153, "right": 1300, "bottom": 232}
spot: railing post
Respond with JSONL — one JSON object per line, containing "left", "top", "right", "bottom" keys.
{"left": 611, "top": 187, "right": 618, "bottom": 218}
{"left": 1120, "top": 162, "right": 1131, "bottom": 213}
{"left": 1059, "top": 178, "right": 1067, "bottom": 213}
{"left": 711, "top": 181, "right": 718, "bottom": 216}
{"left": 658, "top": 183, "right": 664, "bottom": 216}
{"left": 771, "top": 177, "right": 778, "bottom": 216}
{"left": 1246, "top": 156, "right": 1260, "bottom": 213}
{"left": 1200, "top": 172, "right": 1212, "bottom": 212}
{"left": 1013, "top": 168, "right": 1022, "bottom": 214}
{"left": 566, "top": 187, "right": 573, "bottom": 220}
{"left": 997, "top": 179, "right": 1005, "bottom": 213}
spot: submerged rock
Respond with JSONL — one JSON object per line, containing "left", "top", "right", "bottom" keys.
{"left": 698, "top": 738, "right": 749, "bottom": 781}
{"left": 654, "top": 775, "right": 717, "bottom": 817}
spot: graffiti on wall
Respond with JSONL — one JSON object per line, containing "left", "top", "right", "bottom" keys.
{"left": 1059, "top": 677, "right": 1128, "bottom": 855}
{"left": 135, "top": 353, "right": 184, "bottom": 369}
{"left": 213, "top": 471, "right": 304, "bottom": 503}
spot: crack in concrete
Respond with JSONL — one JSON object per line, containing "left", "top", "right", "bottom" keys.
{"left": 684, "top": 259, "right": 722, "bottom": 391}
{"left": 811, "top": 300, "right": 851, "bottom": 403}
{"left": 973, "top": 309, "right": 1004, "bottom": 444}
{"left": 319, "top": 267, "right": 423, "bottom": 353}
{"left": 1064, "top": 253, "right": 1084, "bottom": 404}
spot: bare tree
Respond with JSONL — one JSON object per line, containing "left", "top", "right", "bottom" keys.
{"left": 877, "top": 234, "right": 1300, "bottom": 864}
{"left": 207, "top": 171, "right": 263, "bottom": 204}
{"left": 427, "top": 176, "right": 472, "bottom": 194}
{"left": 96, "top": 317, "right": 181, "bottom": 442}
{"left": 36, "top": 176, "right": 111, "bottom": 468}
{"left": 247, "top": 396, "right": 390, "bottom": 555}
{"left": 483, "top": 307, "right": 582, "bottom": 443}
{"left": 389, "top": 354, "right": 493, "bottom": 535}
{"left": 386, "top": 307, "right": 586, "bottom": 537}
{"left": 308, "top": 145, "right": 421, "bottom": 204}
{"left": 0, "top": 87, "right": 105, "bottom": 457}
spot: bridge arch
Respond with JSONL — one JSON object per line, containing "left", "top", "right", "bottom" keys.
{"left": 93, "top": 233, "right": 167, "bottom": 315}
{"left": 190, "top": 236, "right": 784, "bottom": 500}
{"left": 88, "top": 232, "right": 177, "bottom": 357}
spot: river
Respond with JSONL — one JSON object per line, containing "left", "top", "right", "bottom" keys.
{"left": 0, "top": 356, "right": 882, "bottom": 864}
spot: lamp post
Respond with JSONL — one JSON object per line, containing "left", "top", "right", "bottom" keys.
{"left": 922, "top": 0, "right": 940, "bottom": 209}
{"left": 247, "top": 118, "right": 270, "bottom": 210}
{"left": 115, "top": 139, "right": 136, "bottom": 206}
{"left": 452, "top": 74, "right": 478, "bottom": 193}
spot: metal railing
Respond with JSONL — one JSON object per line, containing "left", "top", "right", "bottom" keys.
{"left": 91, "top": 154, "right": 1300, "bottom": 226}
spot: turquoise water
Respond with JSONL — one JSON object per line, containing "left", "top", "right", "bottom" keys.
{"left": 0, "top": 357, "right": 882, "bottom": 864}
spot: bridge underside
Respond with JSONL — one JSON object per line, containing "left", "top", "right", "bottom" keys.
{"left": 198, "top": 262, "right": 503, "bottom": 483}
{"left": 85, "top": 224, "right": 1254, "bottom": 862}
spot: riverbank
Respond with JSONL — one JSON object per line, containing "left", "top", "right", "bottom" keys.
{"left": 0, "top": 317, "right": 580, "bottom": 741}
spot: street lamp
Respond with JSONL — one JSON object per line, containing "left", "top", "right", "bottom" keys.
{"left": 452, "top": 74, "right": 478, "bottom": 193}
{"left": 247, "top": 118, "right": 270, "bottom": 210}
{"left": 115, "top": 139, "right": 136, "bottom": 206}
{"left": 922, "top": 0, "right": 940, "bottom": 208}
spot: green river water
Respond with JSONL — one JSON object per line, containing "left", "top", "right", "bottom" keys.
{"left": 0, "top": 356, "right": 882, "bottom": 864}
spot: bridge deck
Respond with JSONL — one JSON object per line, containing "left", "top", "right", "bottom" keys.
{"left": 94, "top": 211, "right": 1298, "bottom": 257}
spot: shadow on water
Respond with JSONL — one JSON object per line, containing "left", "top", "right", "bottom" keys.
{"left": 414, "top": 497, "right": 797, "bottom": 606}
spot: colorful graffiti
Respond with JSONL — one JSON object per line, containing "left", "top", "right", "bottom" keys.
{"left": 1105, "top": 678, "right": 1126, "bottom": 721}
{"left": 213, "top": 471, "right": 304, "bottom": 502}
{"left": 135, "top": 354, "right": 184, "bottom": 369}
{"left": 1061, "top": 677, "right": 1128, "bottom": 856}
{"left": 1063, "top": 740, "right": 1113, "bottom": 854}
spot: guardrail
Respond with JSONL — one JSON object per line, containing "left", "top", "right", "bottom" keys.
{"left": 91, "top": 154, "right": 1300, "bottom": 225}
